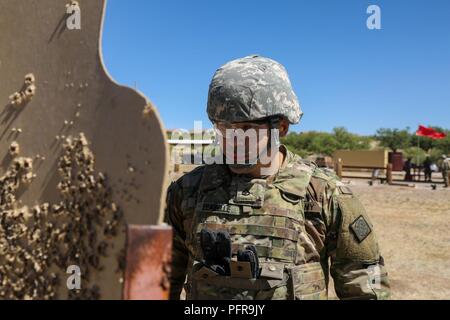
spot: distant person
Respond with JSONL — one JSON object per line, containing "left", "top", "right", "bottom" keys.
{"left": 440, "top": 155, "right": 450, "bottom": 188}
{"left": 403, "top": 157, "right": 413, "bottom": 181}
{"left": 423, "top": 156, "right": 432, "bottom": 182}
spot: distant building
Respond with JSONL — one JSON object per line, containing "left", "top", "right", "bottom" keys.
{"left": 166, "top": 129, "right": 215, "bottom": 165}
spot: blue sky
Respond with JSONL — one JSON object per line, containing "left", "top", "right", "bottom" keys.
{"left": 102, "top": 0, "right": 450, "bottom": 135}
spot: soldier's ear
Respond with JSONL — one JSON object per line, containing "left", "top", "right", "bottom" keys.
{"left": 279, "top": 119, "right": 289, "bottom": 137}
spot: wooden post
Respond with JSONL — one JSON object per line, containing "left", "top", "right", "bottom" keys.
{"left": 387, "top": 163, "right": 393, "bottom": 185}
{"left": 336, "top": 158, "right": 343, "bottom": 179}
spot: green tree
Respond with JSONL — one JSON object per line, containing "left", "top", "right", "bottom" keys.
{"left": 403, "top": 147, "right": 427, "bottom": 165}
{"left": 282, "top": 127, "right": 371, "bottom": 157}
{"left": 375, "top": 128, "right": 411, "bottom": 152}
{"left": 333, "top": 127, "right": 371, "bottom": 150}
{"left": 429, "top": 148, "right": 446, "bottom": 163}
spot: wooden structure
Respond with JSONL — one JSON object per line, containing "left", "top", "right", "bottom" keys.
{"left": 0, "top": 0, "right": 169, "bottom": 299}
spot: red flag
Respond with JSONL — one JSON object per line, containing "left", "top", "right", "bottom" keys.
{"left": 432, "top": 131, "right": 447, "bottom": 139}
{"left": 416, "top": 125, "right": 447, "bottom": 139}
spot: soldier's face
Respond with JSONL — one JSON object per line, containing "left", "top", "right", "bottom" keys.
{"left": 215, "top": 121, "right": 272, "bottom": 165}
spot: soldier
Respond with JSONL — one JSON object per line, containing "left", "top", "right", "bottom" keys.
{"left": 423, "top": 156, "right": 432, "bottom": 182}
{"left": 403, "top": 158, "right": 413, "bottom": 181}
{"left": 440, "top": 155, "right": 450, "bottom": 188}
{"left": 165, "top": 55, "right": 390, "bottom": 300}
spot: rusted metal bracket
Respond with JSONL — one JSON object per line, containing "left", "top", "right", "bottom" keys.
{"left": 123, "top": 224, "right": 172, "bottom": 300}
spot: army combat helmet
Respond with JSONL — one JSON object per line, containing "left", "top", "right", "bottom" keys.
{"left": 207, "top": 55, "right": 302, "bottom": 169}
{"left": 207, "top": 55, "right": 302, "bottom": 125}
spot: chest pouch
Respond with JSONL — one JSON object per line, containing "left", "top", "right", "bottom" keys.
{"left": 229, "top": 179, "right": 266, "bottom": 208}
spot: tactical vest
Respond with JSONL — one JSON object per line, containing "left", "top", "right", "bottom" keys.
{"left": 183, "top": 158, "right": 328, "bottom": 300}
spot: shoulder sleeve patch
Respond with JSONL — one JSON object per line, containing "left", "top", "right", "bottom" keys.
{"left": 349, "top": 215, "right": 372, "bottom": 243}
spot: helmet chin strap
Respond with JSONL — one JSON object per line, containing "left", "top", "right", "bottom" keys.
{"left": 224, "top": 117, "right": 281, "bottom": 170}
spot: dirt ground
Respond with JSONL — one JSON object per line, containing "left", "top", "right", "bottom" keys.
{"left": 331, "top": 180, "right": 450, "bottom": 300}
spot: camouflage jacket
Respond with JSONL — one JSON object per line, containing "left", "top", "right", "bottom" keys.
{"left": 165, "top": 146, "right": 390, "bottom": 300}
{"left": 440, "top": 158, "right": 450, "bottom": 171}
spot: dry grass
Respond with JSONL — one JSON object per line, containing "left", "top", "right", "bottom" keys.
{"left": 344, "top": 183, "right": 450, "bottom": 300}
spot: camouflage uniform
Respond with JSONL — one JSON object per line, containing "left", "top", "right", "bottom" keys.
{"left": 165, "top": 55, "right": 390, "bottom": 300}
{"left": 441, "top": 156, "right": 450, "bottom": 187}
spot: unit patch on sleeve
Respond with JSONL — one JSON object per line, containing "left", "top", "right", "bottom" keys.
{"left": 349, "top": 215, "right": 372, "bottom": 243}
